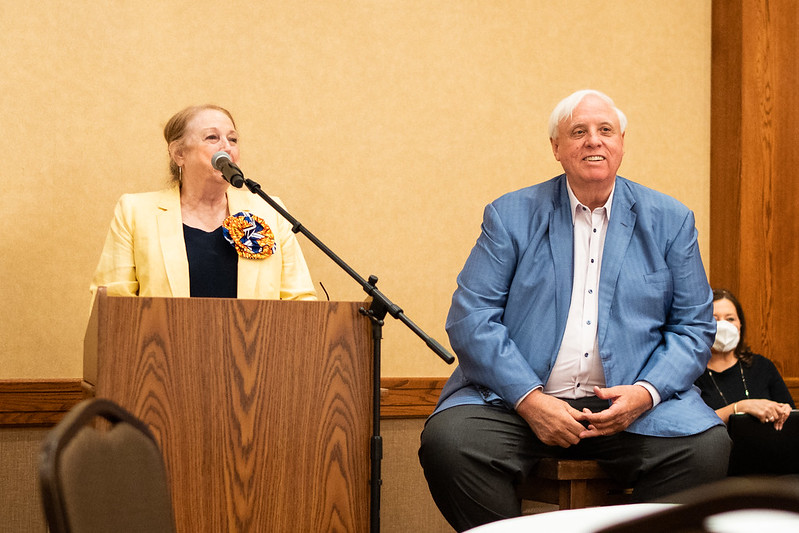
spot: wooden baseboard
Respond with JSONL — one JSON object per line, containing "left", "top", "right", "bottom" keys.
{"left": 0, "top": 380, "right": 87, "bottom": 427}
{"left": 0, "top": 377, "right": 448, "bottom": 427}
{"left": 379, "top": 377, "right": 446, "bottom": 419}
{"left": 12, "top": 375, "right": 792, "bottom": 428}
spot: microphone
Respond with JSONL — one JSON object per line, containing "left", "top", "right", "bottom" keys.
{"left": 211, "top": 151, "right": 245, "bottom": 188}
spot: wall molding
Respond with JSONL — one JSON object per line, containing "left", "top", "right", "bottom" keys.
{"left": 1, "top": 377, "right": 447, "bottom": 427}
{"left": 379, "top": 377, "right": 446, "bottom": 419}
{"left": 0, "top": 379, "right": 87, "bottom": 427}
{"left": 5, "top": 377, "right": 797, "bottom": 428}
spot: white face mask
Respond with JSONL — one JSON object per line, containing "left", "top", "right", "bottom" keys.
{"left": 713, "top": 320, "right": 740, "bottom": 353}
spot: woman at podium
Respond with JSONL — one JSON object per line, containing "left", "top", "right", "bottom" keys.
{"left": 90, "top": 105, "right": 317, "bottom": 301}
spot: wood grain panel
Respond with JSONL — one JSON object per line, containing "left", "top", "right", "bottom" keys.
{"left": 379, "top": 377, "right": 446, "bottom": 419}
{"left": 710, "top": 0, "right": 743, "bottom": 293}
{"left": 85, "top": 294, "right": 373, "bottom": 533}
{"left": 738, "top": 0, "right": 799, "bottom": 378}
{"left": 711, "top": 0, "right": 799, "bottom": 384}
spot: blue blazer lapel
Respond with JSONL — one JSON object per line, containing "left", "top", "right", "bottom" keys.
{"left": 597, "top": 178, "right": 636, "bottom": 345}
{"left": 549, "top": 178, "right": 575, "bottom": 334}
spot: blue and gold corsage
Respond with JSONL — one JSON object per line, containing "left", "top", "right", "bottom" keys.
{"left": 222, "top": 211, "right": 276, "bottom": 259}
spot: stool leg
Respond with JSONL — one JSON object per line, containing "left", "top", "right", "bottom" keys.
{"left": 559, "top": 480, "right": 589, "bottom": 510}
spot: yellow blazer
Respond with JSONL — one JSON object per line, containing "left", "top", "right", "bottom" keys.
{"left": 91, "top": 185, "right": 317, "bottom": 300}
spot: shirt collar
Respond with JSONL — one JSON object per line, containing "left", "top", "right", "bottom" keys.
{"left": 565, "top": 179, "right": 615, "bottom": 225}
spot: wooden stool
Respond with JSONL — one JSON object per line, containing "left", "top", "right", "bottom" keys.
{"left": 516, "top": 458, "right": 631, "bottom": 510}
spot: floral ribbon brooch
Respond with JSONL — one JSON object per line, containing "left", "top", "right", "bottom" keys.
{"left": 222, "top": 211, "right": 276, "bottom": 259}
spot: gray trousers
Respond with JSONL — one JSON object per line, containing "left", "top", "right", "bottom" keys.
{"left": 418, "top": 399, "right": 731, "bottom": 532}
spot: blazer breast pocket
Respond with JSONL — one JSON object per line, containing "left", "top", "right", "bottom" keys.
{"left": 643, "top": 268, "right": 672, "bottom": 286}
{"left": 633, "top": 268, "right": 673, "bottom": 320}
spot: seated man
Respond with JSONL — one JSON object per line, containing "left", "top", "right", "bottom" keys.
{"left": 419, "top": 89, "right": 731, "bottom": 532}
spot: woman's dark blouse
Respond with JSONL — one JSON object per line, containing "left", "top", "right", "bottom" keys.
{"left": 183, "top": 224, "right": 238, "bottom": 298}
{"left": 695, "top": 353, "right": 795, "bottom": 410}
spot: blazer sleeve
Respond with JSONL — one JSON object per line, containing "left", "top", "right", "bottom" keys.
{"left": 445, "top": 202, "right": 544, "bottom": 405}
{"left": 630, "top": 209, "right": 715, "bottom": 400}
{"left": 90, "top": 196, "right": 139, "bottom": 299}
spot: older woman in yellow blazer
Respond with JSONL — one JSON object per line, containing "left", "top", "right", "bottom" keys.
{"left": 91, "top": 105, "right": 316, "bottom": 301}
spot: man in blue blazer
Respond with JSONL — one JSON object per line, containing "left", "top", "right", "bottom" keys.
{"left": 419, "top": 90, "right": 731, "bottom": 532}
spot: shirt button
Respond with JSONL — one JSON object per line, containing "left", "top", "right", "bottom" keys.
{"left": 593, "top": 228, "right": 597, "bottom": 233}
{"left": 590, "top": 258, "right": 595, "bottom": 263}
{"left": 586, "top": 320, "right": 591, "bottom": 325}
{"left": 584, "top": 353, "right": 589, "bottom": 358}
{"left": 588, "top": 289, "right": 593, "bottom": 294}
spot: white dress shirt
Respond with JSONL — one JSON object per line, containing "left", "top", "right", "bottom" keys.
{"left": 516, "top": 180, "right": 660, "bottom": 407}
{"left": 543, "top": 182, "right": 610, "bottom": 398}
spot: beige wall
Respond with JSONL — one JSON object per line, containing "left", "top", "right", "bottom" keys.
{"left": 0, "top": 1, "right": 711, "bottom": 379}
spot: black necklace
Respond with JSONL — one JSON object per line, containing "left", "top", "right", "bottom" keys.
{"left": 707, "top": 360, "right": 750, "bottom": 404}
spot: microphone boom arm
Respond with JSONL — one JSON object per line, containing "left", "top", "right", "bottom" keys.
{"left": 242, "top": 177, "right": 455, "bottom": 364}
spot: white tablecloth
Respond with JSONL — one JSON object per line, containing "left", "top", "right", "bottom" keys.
{"left": 466, "top": 503, "right": 799, "bottom": 533}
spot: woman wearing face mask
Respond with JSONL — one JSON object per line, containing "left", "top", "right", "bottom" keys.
{"left": 694, "top": 289, "right": 794, "bottom": 430}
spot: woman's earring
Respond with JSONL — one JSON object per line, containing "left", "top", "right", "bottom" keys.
{"left": 179, "top": 166, "right": 183, "bottom": 182}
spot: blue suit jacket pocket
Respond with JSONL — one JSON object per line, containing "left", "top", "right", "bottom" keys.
{"left": 643, "top": 268, "right": 672, "bottom": 285}
{"left": 615, "top": 268, "right": 673, "bottom": 325}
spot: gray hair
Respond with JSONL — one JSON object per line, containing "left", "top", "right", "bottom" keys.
{"left": 547, "top": 89, "right": 627, "bottom": 140}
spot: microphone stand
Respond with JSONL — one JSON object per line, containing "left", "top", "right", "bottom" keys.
{"left": 239, "top": 177, "right": 455, "bottom": 533}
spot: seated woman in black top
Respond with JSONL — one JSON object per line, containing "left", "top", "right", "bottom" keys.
{"left": 695, "top": 289, "right": 794, "bottom": 429}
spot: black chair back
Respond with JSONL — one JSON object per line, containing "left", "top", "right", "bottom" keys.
{"left": 39, "top": 398, "right": 176, "bottom": 533}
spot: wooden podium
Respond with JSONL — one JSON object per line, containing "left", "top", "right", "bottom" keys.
{"left": 83, "top": 288, "right": 373, "bottom": 532}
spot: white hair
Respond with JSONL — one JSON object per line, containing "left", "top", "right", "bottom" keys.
{"left": 547, "top": 89, "right": 628, "bottom": 140}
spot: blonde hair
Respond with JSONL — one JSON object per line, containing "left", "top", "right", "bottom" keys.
{"left": 163, "top": 105, "right": 236, "bottom": 183}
